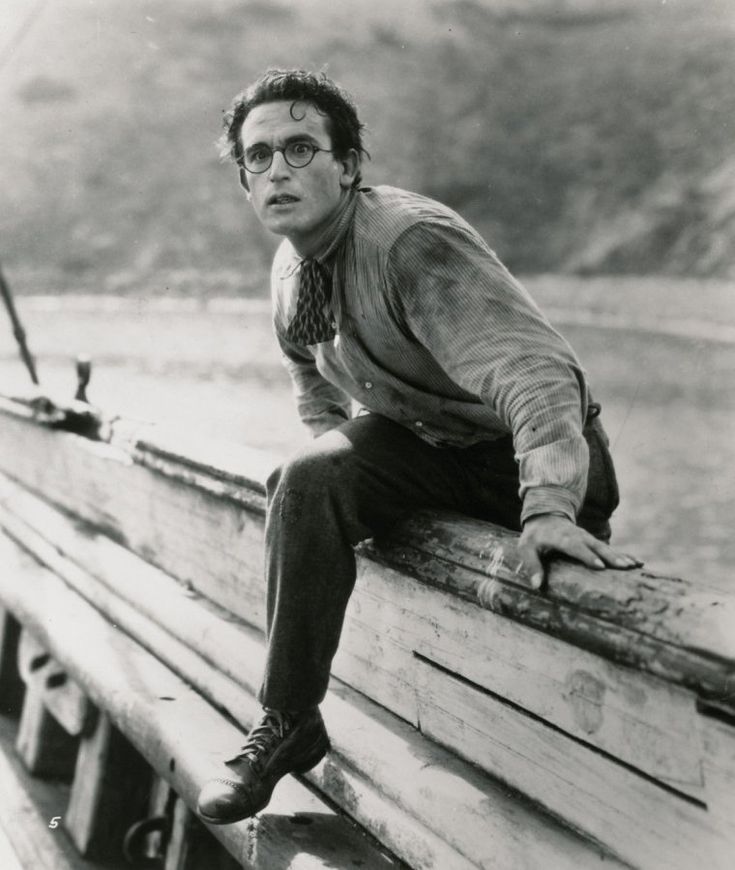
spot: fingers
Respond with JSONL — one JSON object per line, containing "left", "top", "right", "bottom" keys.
{"left": 555, "top": 529, "right": 643, "bottom": 572}
{"left": 556, "top": 535, "right": 608, "bottom": 571}
{"left": 520, "top": 537, "right": 644, "bottom": 592}
{"left": 517, "top": 543, "right": 545, "bottom": 590}
{"left": 587, "top": 539, "right": 644, "bottom": 570}
{"left": 519, "top": 517, "right": 645, "bottom": 595}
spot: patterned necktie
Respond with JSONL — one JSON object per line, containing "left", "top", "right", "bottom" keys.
{"left": 285, "top": 258, "right": 336, "bottom": 346}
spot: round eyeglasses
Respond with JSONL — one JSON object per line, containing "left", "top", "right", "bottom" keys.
{"left": 243, "top": 141, "right": 333, "bottom": 174}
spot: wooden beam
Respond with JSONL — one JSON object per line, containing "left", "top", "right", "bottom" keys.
{"left": 0, "top": 516, "right": 623, "bottom": 870}
{"left": 65, "top": 711, "right": 151, "bottom": 859}
{"left": 2, "top": 397, "right": 735, "bottom": 867}
{"left": 15, "top": 629, "right": 78, "bottom": 779}
{"left": 17, "top": 631, "right": 92, "bottom": 737}
{"left": 0, "top": 397, "right": 732, "bottom": 712}
{"left": 15, "top": 686, "right": 77, "bottom": 779}
{"left": 5, "top": 482, "right": 727, "bottom": 868}
{"left": 415, "top": 656, "right": 731, "bottom": 870}
{"left": 1, "top": 470, "right": 711, "bottom": 798}
{"left": 345, "top": 559, "right": 706, "bottom": 798}
{"left": 164, "top": 798, "right": 242, "bottom": 870}
{"left": 0, "top": 532, "right": 412, "bottom": 870}
{"left": 0, "top": 741, "right": 80, "bottom": 870}
{"left": 364, "top": 513, "right": 735, "bottom": 705}
{"left": 702, "top": 713, "right": 735, "bottom": 843}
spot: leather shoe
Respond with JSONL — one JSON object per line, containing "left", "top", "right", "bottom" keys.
{"left": 196, "top": 707, "right": 329, "bottom": 825}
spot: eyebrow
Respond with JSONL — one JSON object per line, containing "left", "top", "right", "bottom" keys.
{"left": 244, "top": 133, "right": 321, "bottom": 151}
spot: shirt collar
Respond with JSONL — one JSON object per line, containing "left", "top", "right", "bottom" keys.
{"left": 308, "top": 189, "right": 358, "bottom": 266}
{"left": 277, "top": 189, "right": 358, "bottom": 279}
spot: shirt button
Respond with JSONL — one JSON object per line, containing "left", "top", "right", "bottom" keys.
{"left": 415, "top": 421, "right": 423, "bottom": 428}
{"left": 365, "top": 381, "right": 373, "bottom": 390}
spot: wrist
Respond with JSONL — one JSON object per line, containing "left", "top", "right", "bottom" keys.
{"left": 522, "top": 511, "right": 572, "bottom": 527}
{"left": 521, "top": 485, "right": 579, "bottom": 527}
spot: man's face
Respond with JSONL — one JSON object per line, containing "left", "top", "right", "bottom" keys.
{"left": 240, "top": 100, "right": 358, "bottom": 254}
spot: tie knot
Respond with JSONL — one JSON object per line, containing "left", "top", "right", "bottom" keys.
{"left": 284, "top": 258, "right": 336, "bottom": 346}
{"left": 301, "top": 257, "right": 327, "bottom": 285}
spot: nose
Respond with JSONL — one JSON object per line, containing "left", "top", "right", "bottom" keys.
{"left": 268, "top": 149, "right": 291, "bottom": 180}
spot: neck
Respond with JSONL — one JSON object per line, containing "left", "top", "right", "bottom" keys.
{"left": 289, "top": 189, "right": 356, "bottom": 260}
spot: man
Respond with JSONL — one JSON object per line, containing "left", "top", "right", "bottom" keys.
{"left": 197, "top": 68, "right": 641, "bottom": 825}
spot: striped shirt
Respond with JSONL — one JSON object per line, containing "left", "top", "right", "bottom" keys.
{"left": 271, "top": 185, "right": 591, "bottom": 523}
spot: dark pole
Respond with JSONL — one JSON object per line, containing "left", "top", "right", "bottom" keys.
{"left": 0, "top": 263, "right": 39, "bottom": 385}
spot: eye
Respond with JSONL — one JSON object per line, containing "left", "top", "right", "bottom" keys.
{"left": 291, "top": 141, "right": 312, "bottom": 157}
{"left": 247, "top": 146, "right": 271, "bottom": 163}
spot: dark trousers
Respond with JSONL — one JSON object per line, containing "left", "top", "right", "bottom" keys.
{"left": 258, "top": 413, "right": 619, "bottom": 711}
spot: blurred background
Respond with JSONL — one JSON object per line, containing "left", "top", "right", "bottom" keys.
{"left": 1, "top": 0, "right": 733, "bottom": 588}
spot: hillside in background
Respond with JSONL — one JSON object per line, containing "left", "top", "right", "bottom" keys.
{"left": 1, "top": 0, "right": 733, "bottom": 296}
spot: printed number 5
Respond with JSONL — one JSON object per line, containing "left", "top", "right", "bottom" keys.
{"left": 49, "top": 816, "right": 61, "bottom": 829}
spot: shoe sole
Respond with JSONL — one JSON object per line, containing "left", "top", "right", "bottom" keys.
{"left": 199, "top": 800, "right": 270, "bottom": 826}
{"left": 198, "top": 732, "right": 330, "bottom": 826}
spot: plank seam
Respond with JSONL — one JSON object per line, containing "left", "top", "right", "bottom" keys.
{"left": 413, "top": 651, "right": 708, "bottom": 810}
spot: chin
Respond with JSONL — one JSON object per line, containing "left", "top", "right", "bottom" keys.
{"left": 263, "top": 215, "right": 298, "bottom": 236}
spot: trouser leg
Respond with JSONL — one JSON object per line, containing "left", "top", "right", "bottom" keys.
{"left": 258, "top": 412, "right": 620, "bottom": 711}
{"left": 258, "top": 415, "right": 471, "bottom": 711}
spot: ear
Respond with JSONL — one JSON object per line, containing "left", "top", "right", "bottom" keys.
{"left": 238, "top": 166, "right": 250, "bottom": 196}
{"left": 338, "top": 149, "right": 360, "bottom": 190}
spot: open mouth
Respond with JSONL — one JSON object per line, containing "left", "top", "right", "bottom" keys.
{"left": 267, "top": 194, "right": 300, "bottom": 206}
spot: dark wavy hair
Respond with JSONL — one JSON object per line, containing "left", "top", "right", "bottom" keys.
{"left": 220, "top": 69, "right": 368, "bottom": 188}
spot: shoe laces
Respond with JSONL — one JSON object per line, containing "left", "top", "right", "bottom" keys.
{"left": 234, "top": 709, "right": 293, "bottom": 771}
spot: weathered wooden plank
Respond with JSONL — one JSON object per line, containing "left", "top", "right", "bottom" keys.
{"left": 6, "top": 472, "right": 728, "bottom": 867}
{"left": 128, "top": 423, "right": 735, "bottom": 671}
{"left": 164, "top": 798, "right": 242, "bottom": 870}
{"left": 17, "top": 631, "right": 91, "bottom": 737}
{"left": 0, "top": 533, "right": 403, "bottom": 870}
{"left": 365, "top": 514, "right": 735, "bottom": 704}
{"left": 702, "top": 713, "right": 735, "bottom": 841}
{"left": 6, "top": 465, "right": 734, "bottom": 868}
{"left": 65, "top": 711, "right": 111, "bottom": 855}
{"left": 333, "top": 610, "right": 419, "bottom": 725}
{"left": 18, "top": 461, "right": 700, "bottom": 803}
{"left": 415, "top": 656, "right": 731, "bottom": 870}
{"left": 0, "top": 413, "right": 258, "bottom": 633}
{"left": 65, "top": 711, "right": 151, "bottom": 859}
{"left": 15, "top": 629, "right": 78, "bottom": 779}
{"left": 0, "top": 462, "right": 713, "bottom": 800}
{"left": 0, "top": 740, "right": 80, "bottom": 870}
{"left": 15, "top": 682, "right": 77, "bottom": 779}
{"left": 309, "top": 753, "right": 479, "bottom": 870}
{"left": 0, "top": 823, "right": 23, "bottom": 870}
{"left": 349, "top": 559, "right": 705, "bottom": 798}
{"left": 3, "top": 399, "right": 735, "bottom": 866}
{"left": 0, "top": 399, "right": 266, "bottom": 622}
{"left": 0, "top": 397, "right": 733, "bottom": 711}
{"left": 376, "top": 509, "right": 735, "bottom": 654}
{"left": 0, "top": 512, "right": 625, "bottom": 870}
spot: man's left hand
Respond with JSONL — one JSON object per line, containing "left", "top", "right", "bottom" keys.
{"left": 519, "top": 514, "right": 643, "bottom": 590}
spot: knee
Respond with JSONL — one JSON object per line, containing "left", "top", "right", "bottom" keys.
{"left": 266, "top": 446, "right": 349, "bottom": 503}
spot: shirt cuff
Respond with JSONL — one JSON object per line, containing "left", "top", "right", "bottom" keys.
{"left": 521, "top": 486, "right": 578, "bottom": 525}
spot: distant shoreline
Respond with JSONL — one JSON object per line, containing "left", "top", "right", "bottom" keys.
{"left": 11, "top": 292, "right": 735, "bottom": 345}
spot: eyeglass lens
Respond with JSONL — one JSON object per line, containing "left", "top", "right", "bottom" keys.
{"left": 245, "top": 142, "right": 317, "bottom": 173}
